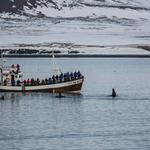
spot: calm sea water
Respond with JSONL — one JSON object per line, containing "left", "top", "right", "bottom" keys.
{"left": 0, "top": 58, "right": 150, "bottom": 150}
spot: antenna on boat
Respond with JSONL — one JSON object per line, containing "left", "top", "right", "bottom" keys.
{"left": 0, "top": 50, "right": 3, "bottom": 85}
{"left": 51, "top": 51, "right": 61, "bottom": 76}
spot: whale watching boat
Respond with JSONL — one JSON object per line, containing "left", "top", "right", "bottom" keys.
{"left": 0, "top": 53, "right": 84, "bottom": 93}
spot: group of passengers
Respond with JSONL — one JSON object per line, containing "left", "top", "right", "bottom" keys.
{"left": 14, "top": 71, "right": 83, "bottom": 86}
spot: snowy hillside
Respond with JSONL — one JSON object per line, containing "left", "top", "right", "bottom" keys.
{"left": 1, "top": 0, "right": 150, "bottom": 18}
{"left": 0, "top": 0, "right": 150, "bottom": 55}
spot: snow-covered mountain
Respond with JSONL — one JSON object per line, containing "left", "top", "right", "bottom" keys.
{"left": 0, "top": 0, "right": 150, "bottom": 28}
{"left": 1, "top": 0, "right": 150, "bottom": 18}
{"left": 0, "top": 0, "right": 150, "bottom": 55}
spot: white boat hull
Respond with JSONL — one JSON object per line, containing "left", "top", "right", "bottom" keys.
{"left": 0, "top": 78, "right": 84, "bottom": 93}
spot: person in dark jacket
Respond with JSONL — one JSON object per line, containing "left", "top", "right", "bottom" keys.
{"left": 23, "top": 80, "right": 26, "bottom": 86}
{"left": 48, "top": 78, "right": 52, "bottom": 84}
{"left": 45, "top": 78, "right": 48, "bottom": 84}
{"left": 52, "top": 75, "right": 56, "bottom": 84}
{"left": 17, "top": 80, "right": 20, "bottom": 86}
{"left": 31, "top": 78, "right": 34, "bottom": 86}
{"left": 4, "top": 79, "right": 7, "bottom": 86}
{"left": 70, "top": 72, "right": 74, "bottom": 80}
{"left": 74, "top": 71, "right": 77, "bottom": 79}
{"left": 42, "top": 79, "right": 45, "bottom": 85}
{"left": 63, "top": 73, "right": 67, "bottom": 82}
{"left": 16, "top": 64, "right": 20, "bottom": 73}
{"left": 56, "top": 75, "right": 59, "bottom": 83}
{"left": 59, "top": 73, "right": 63, "bottom": 83}
{"left": 77, "top": 70, "right": 81, "bottom": 79}
{"left": 36, "top": 78, "right": 40, "bottom": 85}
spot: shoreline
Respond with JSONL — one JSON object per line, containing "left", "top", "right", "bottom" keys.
{"left": 3, "top": 54, "right": 150, "bottom": 58}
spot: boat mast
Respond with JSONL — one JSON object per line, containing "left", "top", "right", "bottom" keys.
{"left": 51, "top": 51, "right": 61, "bottom": 76}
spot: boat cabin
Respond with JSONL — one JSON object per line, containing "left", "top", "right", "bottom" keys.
{"left": 2, "top": 64, "right": 23, "bottom": 86}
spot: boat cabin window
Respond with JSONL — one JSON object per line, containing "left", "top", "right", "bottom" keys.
{"left": 19, "top": 74, "right": 22, "bottom": 78}
{"left": 18, "top": 73, "right": 23, "bottom": 78}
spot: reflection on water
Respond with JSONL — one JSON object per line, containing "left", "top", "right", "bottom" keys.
{"left": 0, "top": 58, "right": 150, "bottom": 150}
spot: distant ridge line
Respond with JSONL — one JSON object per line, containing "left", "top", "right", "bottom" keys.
{"left": 80, "top": 3, "right": 150, "bottom": 11}
{"left": 3, "top": 54, "right": 150, "bottom": 58}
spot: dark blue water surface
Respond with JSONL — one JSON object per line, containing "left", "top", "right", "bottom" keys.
{"left": 0, "top": 58, "right": 150, "bottom": 150}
